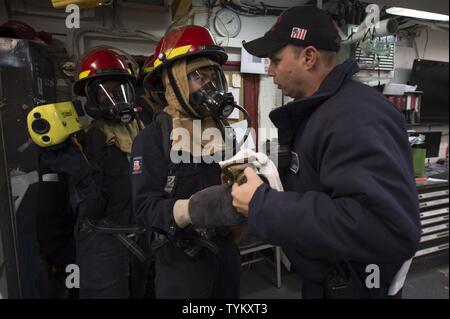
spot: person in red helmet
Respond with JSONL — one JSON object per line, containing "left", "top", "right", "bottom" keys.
{"left": 73, "top": 47, "right": 139, "bottom": 125}
{"left": 40, "top": 47, "right": 150, "bottom": 298}
{"left": 131, "top": 25, "right": 251, "bottom": 298}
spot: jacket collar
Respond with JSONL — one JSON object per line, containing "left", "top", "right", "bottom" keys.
{"left": 269, "top": 59, "right": 360, "bottom": 145}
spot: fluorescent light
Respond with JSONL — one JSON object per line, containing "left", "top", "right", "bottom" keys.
{"left": 386, "top": 7, "right": 449, "bottom": 22}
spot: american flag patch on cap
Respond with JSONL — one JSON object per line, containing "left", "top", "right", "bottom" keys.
{"left": 291, "top": 27, "right": 308, "bottom": 40}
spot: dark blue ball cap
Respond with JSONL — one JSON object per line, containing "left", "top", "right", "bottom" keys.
{"left": 243, "top": 6, "right": 341, "bottom": 57}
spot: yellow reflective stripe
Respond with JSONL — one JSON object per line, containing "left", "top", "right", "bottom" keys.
{"left": 153, "top": 45, "right": 192, "bottom": 67}
{"left": 79, "top": 70, "right": 91, "bottom": 79}
{"left": 79, "top": 68, "right": 132, "bottom": 79}
{"left": 143, "top": 67, "right": 154, "bottom": 73}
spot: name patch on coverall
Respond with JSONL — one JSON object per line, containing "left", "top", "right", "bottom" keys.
{"left": 164, "top": 176, "right": 176, "bottom": 193}
{"left": 132, "top": 156, "right": 143, "bottom": 175}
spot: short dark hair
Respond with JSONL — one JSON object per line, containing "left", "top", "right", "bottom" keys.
{"left": 291, "top": 46, "right": 337, "bottom": 67}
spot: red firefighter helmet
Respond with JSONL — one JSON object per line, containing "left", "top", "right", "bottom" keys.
{"left": 140, "top": 54, "right": 156, "bottom": 83}
{"left": 0, "top": 20, "right": 53, "bottom": 44}
{"left": 0, "top": 20, "right": 36, "bottom": 40}
{"left": 143, "top": 25, "right": 227, "bottom": 90}
{"left": 74, "top": 47, "right": 136, "bottom": 96}
{"left": 142, "top": 54, "right": 156, "bottom": 73}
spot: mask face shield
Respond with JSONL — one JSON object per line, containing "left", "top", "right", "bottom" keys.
{"left": 86, "top": 78, "right": 136, "bottom": 124}
{"left": 188, "top": 66, "right": 234, "bottom": 119}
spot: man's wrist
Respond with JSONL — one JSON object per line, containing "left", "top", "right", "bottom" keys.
{"left": 248, "top": 183, "right": 269, "bottom": 214}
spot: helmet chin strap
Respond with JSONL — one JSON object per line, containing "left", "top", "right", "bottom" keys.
{"left": 166, "top": 62, "right": 253, "bottom": 157}
{"left": 168, "top": 64, "right": 232, "bottom": 155}
{"left": 215, "top": 117, "right": 236, "bottom": 158}
{"left": 167, "top": 64, "right": 200, "bottom": 119}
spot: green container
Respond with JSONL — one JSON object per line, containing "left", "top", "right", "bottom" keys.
{"left": 412, "top": 147, "right": 426, "bottom": 178}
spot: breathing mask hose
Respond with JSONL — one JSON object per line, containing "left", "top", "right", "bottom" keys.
{"left": 233, "top": 104, "right": 252, "bottom": 151}
{"left": 217, "top": 117, "right": 236, "bottom": 159}
{"left": 215, "top": 118, "right": 227, "bottom": 141}
{"left": 168, "top": 65, "right": 200, "bottom": 119}
{"left": 216, "top": 104, "right": 252, "bottom": 156}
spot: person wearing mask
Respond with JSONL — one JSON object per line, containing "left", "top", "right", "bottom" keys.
{"left": 131, "top": 25, "right": 247, "bottom": 298}
{"left": 40, "top": 47, "right": 146, "bottom": 298}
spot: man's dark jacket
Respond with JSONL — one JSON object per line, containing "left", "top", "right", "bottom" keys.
{"left": 248, "top": 59, "right": 421, "bottom": 296}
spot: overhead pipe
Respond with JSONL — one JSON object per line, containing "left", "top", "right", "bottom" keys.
{"left": 341, "top": 18, "right": 399, "bottom": 44}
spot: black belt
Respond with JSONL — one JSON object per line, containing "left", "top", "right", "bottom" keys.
{"left": 182, "top": 234, "right": 219, "bottom": 256}
{"left": 152, "top": 230, "right": 221, "bottom": 257}
{"left": 78, "top": 218, "right": 150, "bottom": 263}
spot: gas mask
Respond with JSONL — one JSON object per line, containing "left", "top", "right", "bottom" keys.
{"left": 188, "top": 66, "right": 234, "bottom": 120}
{"left": 85, "top": 77, "right": 136, "bottom": 124}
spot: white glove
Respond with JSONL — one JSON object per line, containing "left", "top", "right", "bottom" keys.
{"left": 219, "top": 149, "right": 283, "bottom": 191}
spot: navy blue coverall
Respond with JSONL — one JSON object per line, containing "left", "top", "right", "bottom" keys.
{"left": 248, "top": 59, "right": 421, "bottom": 298}
{"left": 130, "top": 118, "right": 241, "bottom": 299}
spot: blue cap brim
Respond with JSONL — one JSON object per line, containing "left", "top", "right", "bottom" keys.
{"left": 242, "top": 35, "right": 287, "bottom": 58}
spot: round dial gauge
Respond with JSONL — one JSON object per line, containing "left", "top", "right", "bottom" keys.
{"left": 214, "top": 8, "right": 242, "bottom": 38}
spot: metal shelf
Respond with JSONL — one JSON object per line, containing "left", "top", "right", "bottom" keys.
{"left": 416, "top": 181, "right": 449, "bottom": 259}
{"left": 418, "top": 190, "right": 449, "bottom": 200}
{"left": 420, "top": 231, "right": 449, "bottom": 243}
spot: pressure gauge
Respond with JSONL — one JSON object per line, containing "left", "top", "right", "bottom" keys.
{"left": 214, "top": 8, "right": 242, "bottom": 38}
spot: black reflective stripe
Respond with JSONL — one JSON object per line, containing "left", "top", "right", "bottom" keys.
{"left": 81, "top": 218, "right": 149, "bottom": 262}
{"left": 83, "top": 218, "right": 146, "bottom": 234}
{"left": 113, "top": 232, "right": 149, "bottom": 263}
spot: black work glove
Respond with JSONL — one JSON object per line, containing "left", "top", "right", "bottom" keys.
{"left": 39, "top": 141, "right": 88, "bottom": 174}
{"left": 38, "top": 134, "right": 106, "bottom": 220}
{"left": 173, "top": 184, "right": 247, "bottom": 229}
{"left": 38, "top": 141, "right": 94, "bottom": 186}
